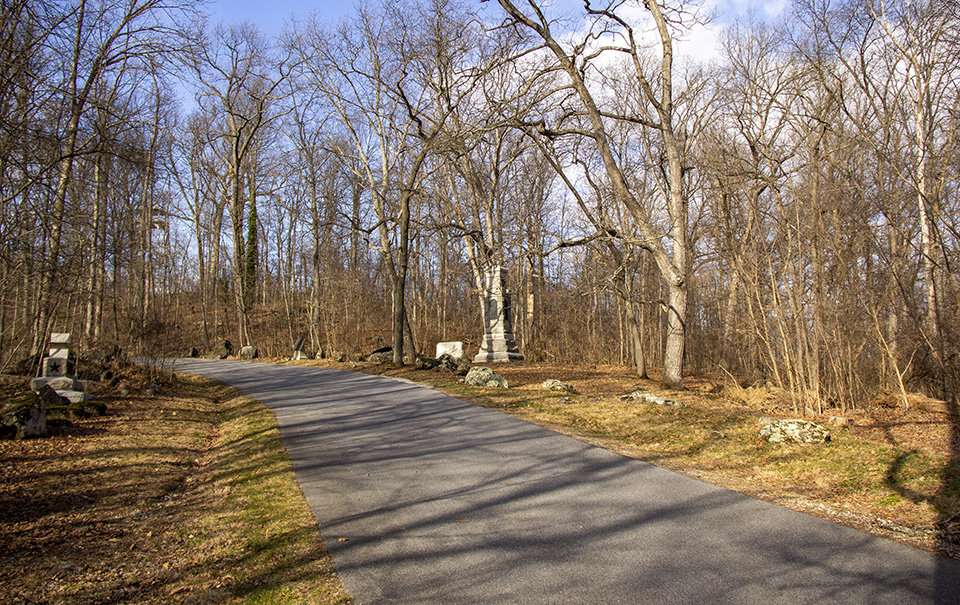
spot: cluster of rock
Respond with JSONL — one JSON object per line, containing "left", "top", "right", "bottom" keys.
{"left": 619, "top": 390, "right": 687, "bottom": 408}
{"left": 758, "top": 418, "right": 831, "bottom": 444}
{"left": 759, "top": 418, "right": 830, "bottom": 444}
{"left": 365, "top": 341, "right": 472, "bottom": 377}
{"left": 187, "top": 339, "right": 263, "bottom": 360}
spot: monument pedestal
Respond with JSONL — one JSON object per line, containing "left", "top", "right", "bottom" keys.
{"left": 33, "top": 333, "right": 93, "bottom": 402}
{"left": 473, "top": 265, "right": 524, "bottom": 363}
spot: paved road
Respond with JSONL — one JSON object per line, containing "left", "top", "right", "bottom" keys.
{"left": 171, "top": 359, "right": 960, "bottom": 604}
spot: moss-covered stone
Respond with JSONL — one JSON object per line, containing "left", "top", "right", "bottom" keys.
{"left": 46, "top": 399, "right": 106, "bottom": 422}
{"left": 0, "top": 391, "right": 47, "bottom": 439}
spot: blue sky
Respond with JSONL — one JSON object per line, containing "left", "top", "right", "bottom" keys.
{"left": 206, "top": 0, "right": 356, "bottom": 35}
{"left": 206, "top": 0, "right": 789, "bottom": 36}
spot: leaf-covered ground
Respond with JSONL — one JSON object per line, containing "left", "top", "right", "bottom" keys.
{"left": 0, "top": 372, "right": 350, "bottom": 604}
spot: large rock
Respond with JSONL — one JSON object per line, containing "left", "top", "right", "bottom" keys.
{"left": 415, "top": 356, "right": 440, "bottom": 370}
{"left": 206, "top": 339, "right": 233, "bottom": 359}
{"left": 542, "top": 379, "right": 578, "bottom": 394}
{"left": 37, "top": 385, "right": 69, "bottom": 407}
{"left": 619, "top": 390, "right": 686, "bottom": 408}
{"left": 464, "top": 366, "right": 508, "bottom": 388}
{"left": 620, "top": 391, "right": 687, "bottom": 408}
{"left": 239, "top": 345, "right": 259, "bottom": 360}
{"left": 0, "top": 391, "right": 47, "bottom": 439}
{"left": 367, "top": 347, "right": 394, "bottom": 364}
{"left": 758, "top": 418, "right": 831, "bottom": 444}
{"left": 437, "top": 354, "right": 469, "bottom": 376}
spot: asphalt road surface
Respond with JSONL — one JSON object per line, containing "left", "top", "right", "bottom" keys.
{"left": 170, "top": 359, "right": 960, "bottom": 604}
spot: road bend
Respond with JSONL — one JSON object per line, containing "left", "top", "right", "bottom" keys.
{"left": 170, "top": 359, "right": 960, "bottom": 604}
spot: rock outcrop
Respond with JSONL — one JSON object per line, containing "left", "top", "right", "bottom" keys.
{"left": 758, "top": 418, "right": 831, "bottom": 444}
{"left": 464, "top": 366, "right": 508, "bottom": 388}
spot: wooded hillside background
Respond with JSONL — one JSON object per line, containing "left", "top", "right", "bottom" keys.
{"left": 1, "top": 0, "right": 957, "bottom": 411}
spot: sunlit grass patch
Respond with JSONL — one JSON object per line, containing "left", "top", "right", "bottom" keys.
{"left": 178, "top": 383, "right": 352, "bottom": 604}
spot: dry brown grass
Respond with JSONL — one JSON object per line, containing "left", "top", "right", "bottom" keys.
{"left": 0, "top": 371, "right": 350, "bottom": 604}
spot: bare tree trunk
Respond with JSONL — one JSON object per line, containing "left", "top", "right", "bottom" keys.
{"left": 623, "top": 268, "right": 648, "bottom": 378}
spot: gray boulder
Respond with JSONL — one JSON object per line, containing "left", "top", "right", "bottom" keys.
{"left": 619, "top": 390, "right": 687, "bottom": 408}
{"left": 239, "top": 345, "right": 259, "bottom": 360}
{"left": 415, "top": 356, "right": 439, "bottom": 370}
{"left": 367, "top": 352, "right": 393, "bottom": 364}
{"left": 437, "top": 353, "right": 459, "bottom": 371}
{"left": 37, "top": 384, "right": 69, "bottom": 407}
{"left": 436, "top": 353, "right": 469, "bottom": 376}
{"left": 0, "top": 391, "right": 47, "bottom": 439}
{"left": 758, "top": 418, "right": 831, "bottom": 444}
{"left": 464, "top": 366, "right": 508, "bottom": 388}
{"left": 542, "top": 379, "right": 578, "bottom": 394}
{"left": 206, "top": 339, "right": 233, "bottom": 359}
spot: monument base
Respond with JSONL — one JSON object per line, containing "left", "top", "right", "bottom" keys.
{"left": 474, "top": 333, "right": 524, "bottom": 363}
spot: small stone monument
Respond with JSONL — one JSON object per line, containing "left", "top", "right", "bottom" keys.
{"left": 31, "top": 333, "right": 92, "bottom": 404}
{"left": 473, "top": 265, "right": 524, "bottom": 363}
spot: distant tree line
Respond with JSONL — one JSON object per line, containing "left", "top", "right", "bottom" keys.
{"left": 1, "top": 0, "right": 958, "bottom": 411}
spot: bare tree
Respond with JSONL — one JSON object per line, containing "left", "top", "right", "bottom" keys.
{"left": 187, "top": 20, "right": 288, "bottom": 347}
{"left": 494, "top": 0, "right": 701, "bottom": 387}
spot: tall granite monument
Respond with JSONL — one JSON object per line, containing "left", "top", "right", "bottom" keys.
{"left": 474, "top": 265, "right": 524, "bottom": 363}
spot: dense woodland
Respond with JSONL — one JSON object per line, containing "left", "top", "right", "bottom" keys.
{"left": 1, "top": 0, "right": 958, "bottom": 411}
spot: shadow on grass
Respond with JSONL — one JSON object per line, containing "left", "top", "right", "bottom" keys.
{"left": 884, "top": 386, "right": 960, "bottom": 602}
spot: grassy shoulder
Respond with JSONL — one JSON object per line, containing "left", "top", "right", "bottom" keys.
{"left": 0, "top": 373, "right": 351, "bottom": 604}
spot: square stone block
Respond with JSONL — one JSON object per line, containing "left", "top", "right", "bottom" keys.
{"left": 42, "top": 357, "right": 67, "bottom": 377}
{"left": 436, "top": 341, "right": 464, "bottom": 359}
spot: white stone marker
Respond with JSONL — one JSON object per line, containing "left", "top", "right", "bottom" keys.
{"left": 436, "top": 341, "right": 464, "bottom": 359}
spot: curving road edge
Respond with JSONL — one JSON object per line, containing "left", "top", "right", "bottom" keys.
{"left": 170, "top": 359, "right": 960, "bottom": 604}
